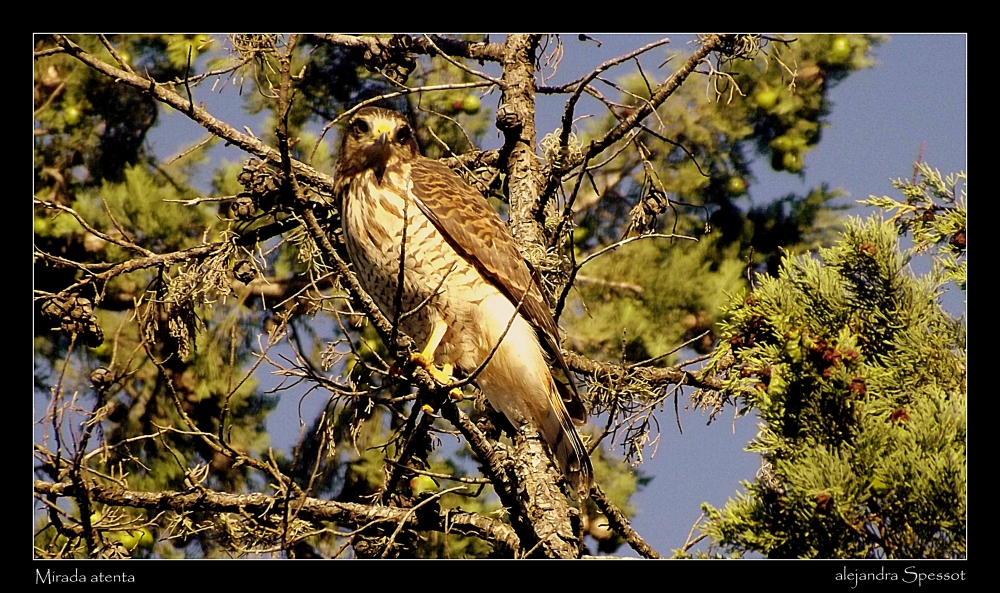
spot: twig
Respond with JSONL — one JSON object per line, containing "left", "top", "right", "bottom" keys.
{"left": 33, "top": 80, "right": 65, "bottom": 116}
{"left": 576, "top": 233, "right": 697, "bottom": 270}
{"left": 564, "top": 350, "right": 723, "bottom": 392}
{"left": 379, "top": 486, "right": 466, "bottom": 557}
{"left": 590, "top": 483, "right": 662, "bottom": 559}
{"left": 385, "top": 461, "right": 491, "bottom": 485}
{"left": 569, "top": 35, "right": 729, "bottom": 172}
{"left": 34, "top": 199, "right": 154, "bottom": 258}
{"left": 164, "top": 133, "right": 216, "bottom": 165}
{"left": 163, "top": 195, "right": 235, "bottom": 206}
{"left": 538, "top": 37, "right": 672, "bottom": 214}
{"left": 422, "top": 35, "right": 503, "bottom": 85}
{"left": 98, "top": 35, "right": 134, "bottom": 74}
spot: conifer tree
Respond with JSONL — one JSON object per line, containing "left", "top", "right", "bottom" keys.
{"left": 695, "top": 165, "right": 966, "bottom": 558}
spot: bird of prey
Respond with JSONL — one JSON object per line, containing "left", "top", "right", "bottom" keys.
{"left": 333, "top": 106, "right": 592, "bottom": 493}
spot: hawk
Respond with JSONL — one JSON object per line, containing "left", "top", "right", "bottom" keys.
{"left": 333, "top": 106, "right": 592, "bottom": 493}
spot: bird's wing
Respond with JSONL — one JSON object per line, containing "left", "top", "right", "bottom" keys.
{"left": 408, "top": 158, "right": 586, "bottom": 422}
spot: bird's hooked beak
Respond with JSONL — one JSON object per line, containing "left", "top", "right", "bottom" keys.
{"left": 371, "top": 124, "right": 392, "bottom": 185}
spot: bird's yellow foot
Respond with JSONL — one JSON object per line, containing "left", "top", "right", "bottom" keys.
{"left": 409, "top": 352, "right": 452, "bottom": 383}
{"left": 399, "top": 320, "right": 463, "bottom": 399}
{"left": 409, "top": 358, "right": 462, "bottom": 399}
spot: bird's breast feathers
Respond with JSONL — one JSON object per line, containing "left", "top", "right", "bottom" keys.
{"left": 342, "top": 164, "right": 503, "bottom": 362}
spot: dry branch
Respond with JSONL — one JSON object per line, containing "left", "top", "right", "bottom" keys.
{"left": 34, "top": 480, "right": 520, "bottom": 556}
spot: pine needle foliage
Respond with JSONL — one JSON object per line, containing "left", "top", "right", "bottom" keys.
{"left": 696, "top": 185, "right": 966, "bottom": 558}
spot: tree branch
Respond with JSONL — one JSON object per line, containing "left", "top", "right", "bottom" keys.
{"left": 496, "top": 34, "right": 547, "bottom": 249}
{"left": 33, "top": 480, "right": 520, "bottom": 557}
{"left": 590, "top": 484, "right": 662, "bottom": 559}
{"left": 561, "top": 34, "right": 730, "bottom": 174}
{"left": 564, "top": 350, "right": 724, "bottom": 392}
{"left": 316, "top": 34, "right": 504, "bottom": 63}
{"left": 539, "top": 37, "right": 672, "bottom": 207}
{"left": 51, "top": 35, "right": 337, "bottom": 193}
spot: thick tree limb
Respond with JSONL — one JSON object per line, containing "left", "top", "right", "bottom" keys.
{"left": 33, "top": 480, "right": 520, "bottom": 556}
{"left": 439, "top": 403, "right": 580, "bottom": 558}
{"left": 316, "top": 34, "right": 504, "bottom": 63}
{"left": 496, "top": 34, "right": 547, "bottom": 249}
{"left": 512, "top": 429, "right": 583, "bottom": 558}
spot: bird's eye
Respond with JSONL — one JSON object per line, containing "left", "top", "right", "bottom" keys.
{"left": 395, "top": 126, "right": 411, "bottom": 144}
{"left": 351, "top": 119, "right": 369, "bottom": 136}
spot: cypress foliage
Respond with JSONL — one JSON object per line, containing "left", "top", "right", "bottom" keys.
{"left": 696, "top": 168, "right": 966, "bottom": 558}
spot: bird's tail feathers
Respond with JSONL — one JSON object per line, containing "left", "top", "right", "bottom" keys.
{"left": 543, "top": 377, "right": 593, "bottom": 496}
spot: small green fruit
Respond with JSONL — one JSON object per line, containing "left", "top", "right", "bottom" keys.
{"left": 64, "top": 105, "right": 81, "bottom": 126}
{"left": 119, "top": 530, "right": 141, "bottom": 548}
{"left": 117, "top": 527, "right": 154, "bottom": 549}
{"left": 770, "top": 135, "right": 794, "bottom": 153}
{"left": 461, "top": 95, "right": 481, "bottom": 115}
{"left": 725, "top": 176, "right": 747, "bottom": 196}
{"left": 829, "top": 37, "right": 851, "bottom": 64}
{"left": 782, "top": 151, "right": 803, "bottom": 172}
{"left": 410, "top": 475, "right": 438, "bottom": 496}
{"left": 755, "top": 88, "right": 779, "bottom": 110}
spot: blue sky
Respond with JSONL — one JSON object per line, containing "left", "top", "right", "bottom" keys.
{"left": 142, "top": 34, "right": 966, "bottom": 557}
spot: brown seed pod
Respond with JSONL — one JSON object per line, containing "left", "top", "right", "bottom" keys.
{"left": 90, "top": 367, "right": 114, "bottom": 392}
{"left": 230, "top": 195, "right": 256, "bottom": 220}
{"left": 889, "top": 408, "right": 911, "bottom": 424}
{"left": 233, "top": 259, "right": 256, "bottom": 284}
{"left": 949, "top": 229, "right": 966, "bottom": 250}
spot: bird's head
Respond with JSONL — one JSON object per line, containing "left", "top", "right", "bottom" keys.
{"left": 336, "top": 107, "right": 420, "bottom": 184}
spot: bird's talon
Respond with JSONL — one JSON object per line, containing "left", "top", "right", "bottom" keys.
{"left": 409, "top": 352, "right": 433, "bottom": 369}
{"left": 409, "top": 356, "right": 455, "bottom": 386}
